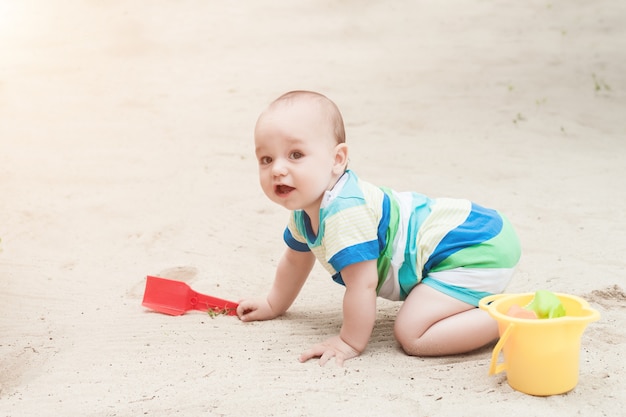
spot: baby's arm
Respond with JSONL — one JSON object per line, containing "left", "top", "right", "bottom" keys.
{"left": 237, "top": 247, "right": 315, "bottom": 321}
{"left": 299, "top": 259, "right": 378, "bottom": 366}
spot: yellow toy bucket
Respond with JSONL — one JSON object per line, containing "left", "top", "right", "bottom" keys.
{"left": 479, "top": 293, "right": 600, "bottom": 396}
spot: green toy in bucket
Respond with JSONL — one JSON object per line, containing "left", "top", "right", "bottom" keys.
{"left": 524, "top": 290, "right": 566, "bottom": 318}
{"left": 506, "top": 290, "right": 567, "bottom": 319}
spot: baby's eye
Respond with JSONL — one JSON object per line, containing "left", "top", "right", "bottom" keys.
{"left": 289, "top": 151, "right": 303, "bottom": 160}
{"left": 259, "top": 156, "right": 272, "bottom": 165}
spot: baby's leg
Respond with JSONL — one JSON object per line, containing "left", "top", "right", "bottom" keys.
{"left": 394, "top": 284, "right": 498, "bottom": 356}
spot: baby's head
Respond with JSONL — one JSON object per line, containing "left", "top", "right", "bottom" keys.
{"left": 254, "top": 91, "right": 349, "bottom": 212}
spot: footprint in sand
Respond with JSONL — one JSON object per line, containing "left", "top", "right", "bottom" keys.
{"left": 585, "top": 284, "right": 626, "bottom": 310}
{"left": 0, "top": 345, "right": 50, "bottom": 395}
{"left": 582, "top": 284, "right": 626, "bottom": 346}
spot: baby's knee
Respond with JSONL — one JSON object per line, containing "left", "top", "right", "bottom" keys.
{"left": 393, "top": 321, "right": 424, "bottom": 356}
{"left": 394, "top": 320, "right": 454, "bottom": 357}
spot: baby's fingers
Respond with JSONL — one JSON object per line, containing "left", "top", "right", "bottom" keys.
{"left": 299, "top": 346, "right": 338, "bottom": 366}
{"left": 236, "top": 301, "right": 258, "bottom": 321}
{"left": 319, "top": 350, "right": 338, "bottom": 366}
{"left": 298, "top": 347, "right": 324, "bottom": 364}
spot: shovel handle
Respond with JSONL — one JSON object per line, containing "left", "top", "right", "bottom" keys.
{"left": 192, "top": 292, "right": 239, "bottom": 316}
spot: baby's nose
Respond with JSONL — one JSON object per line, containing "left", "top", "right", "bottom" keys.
{"left": 271, "top": 158, "right": 288, "bottom": 176}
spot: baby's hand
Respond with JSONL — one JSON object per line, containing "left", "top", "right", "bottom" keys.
{"left": 299, "top": 335, "right": 360, "bottom": 366}
{"left": 236, "top": 298, "right": 276, "bottom": 322}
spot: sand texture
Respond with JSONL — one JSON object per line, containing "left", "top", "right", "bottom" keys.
{"left": 1, "top": 1, "right": 625, "bottom": 416}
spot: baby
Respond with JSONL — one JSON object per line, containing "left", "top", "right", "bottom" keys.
{"left": 237, "top": 90, "right": 521, "bottom": 366}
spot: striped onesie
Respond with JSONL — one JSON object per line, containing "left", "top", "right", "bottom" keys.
{"left": 283, "top": 170, "right": 521, "bottom": 306}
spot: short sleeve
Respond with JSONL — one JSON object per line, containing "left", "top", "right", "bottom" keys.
{"left": 283, "top": 212, "right": 310, "bottom": 252}
{"left": 284, "top": 227, "right": 310, "bottom": 252}
{"left": 324, "top": 205, "right": 380, "bottom": 271}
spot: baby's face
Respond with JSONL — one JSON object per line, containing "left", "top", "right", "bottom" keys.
{"left": 254, "top": 100, "right": 345, "bottom": 214}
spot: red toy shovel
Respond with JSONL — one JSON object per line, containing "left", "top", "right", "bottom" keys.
{"left": 142, "top": 275, "right": 239, "bottom": 316}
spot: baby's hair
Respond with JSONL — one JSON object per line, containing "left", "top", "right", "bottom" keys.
{"left": 271, "top": 90, "right": 346, "bottom": 144}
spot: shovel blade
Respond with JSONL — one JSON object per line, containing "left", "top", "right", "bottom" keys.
{"left": 142, "top": 275, "right": 194, "bottom": 316}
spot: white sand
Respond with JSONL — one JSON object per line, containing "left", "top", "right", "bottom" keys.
{"left": 1, "top": 1, "right": 625, "bottom": 416}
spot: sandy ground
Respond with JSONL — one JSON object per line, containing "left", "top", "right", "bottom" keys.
{"left": 1, "top": 1, "right": 625, "bottom": 416}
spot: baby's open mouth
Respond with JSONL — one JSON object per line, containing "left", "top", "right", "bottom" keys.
{"left": 275, "top": 184, "right": 295, "bottom": 195}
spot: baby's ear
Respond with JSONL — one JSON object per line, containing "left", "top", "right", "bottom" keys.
{"left": 333, "top": 143, "right": 349, "bottom": 174}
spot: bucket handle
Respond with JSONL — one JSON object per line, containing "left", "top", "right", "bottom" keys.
{"left": 489, "top": 322, "right": 514, "bottom": 375}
